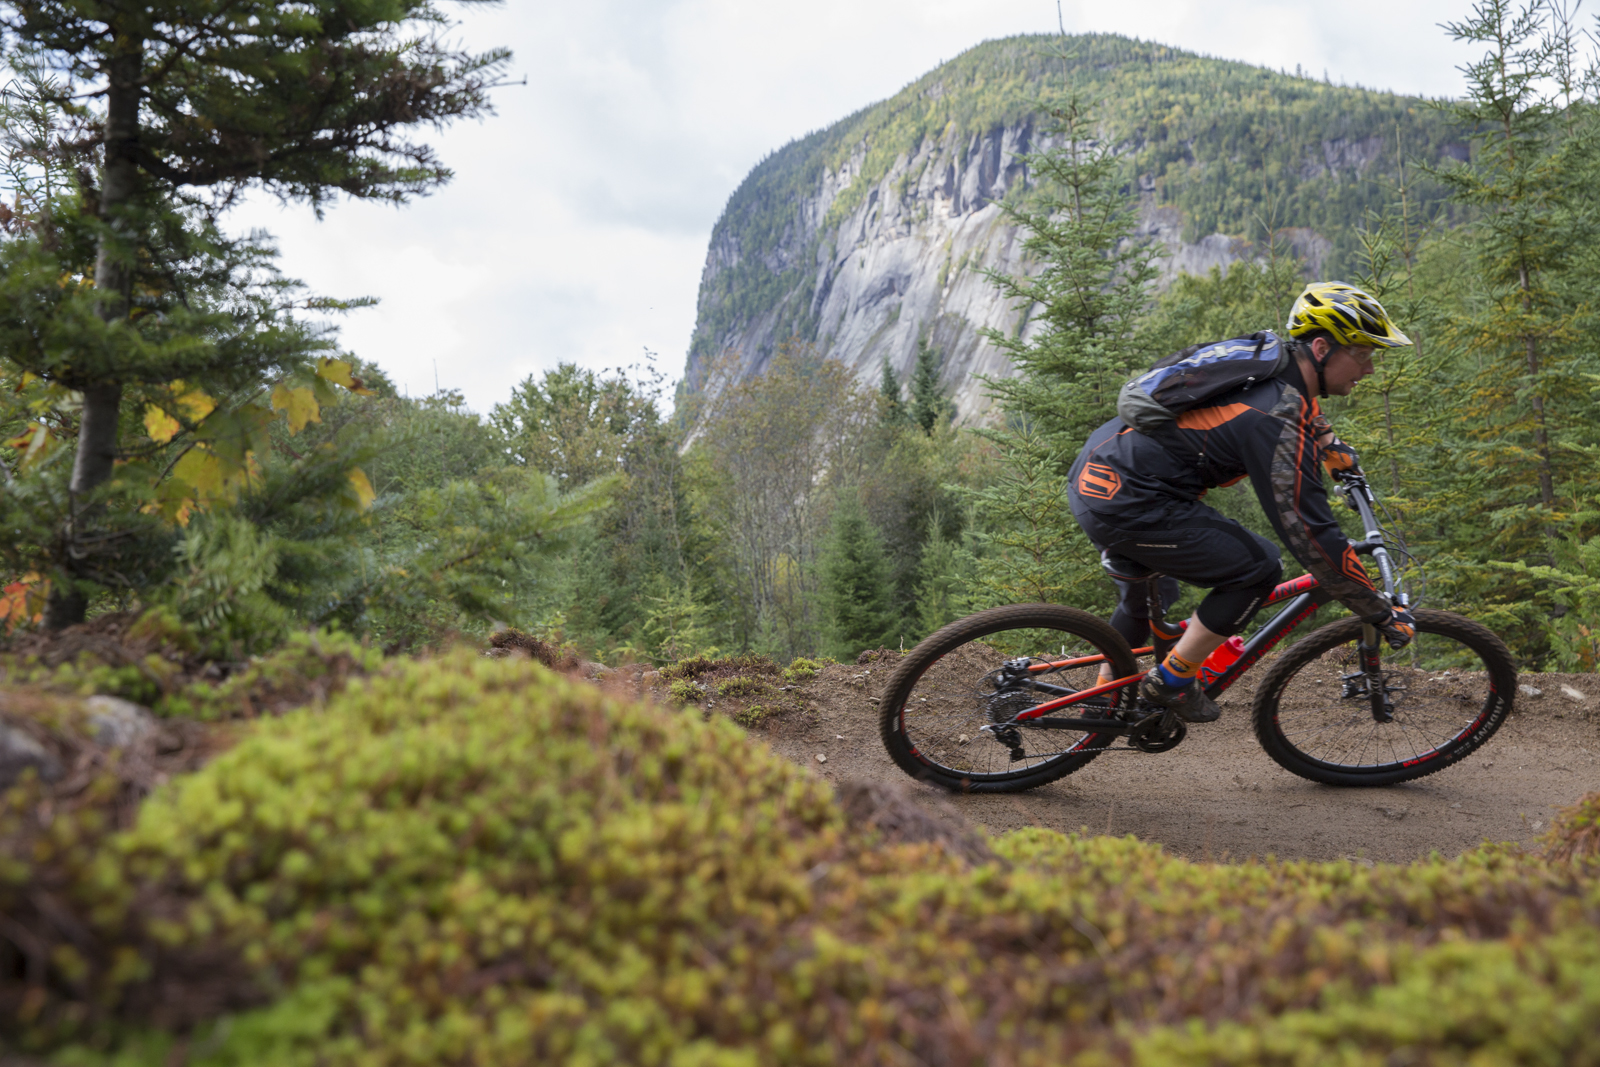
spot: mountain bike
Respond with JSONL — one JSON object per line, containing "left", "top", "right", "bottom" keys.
{"left": 878, "top": 472, "right": 1517, "bottom": 792}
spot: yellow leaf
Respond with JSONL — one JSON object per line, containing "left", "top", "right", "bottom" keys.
{"left": 172, "top": 447, "right": 227, "bottom": 495}
{"left": 348, "top": 467, "right": 376, "bottom": 510}
{"left": 270, "top": 383, "right": 321, "bottom": 434}
{"left": 174, "top": 385, "right": 216, "bottom": 423}
{"left": 317, "top": 358, "right": 355, "bottom": 388}
{"left": 145, "top": 405, "right": 182, "bottom": 444}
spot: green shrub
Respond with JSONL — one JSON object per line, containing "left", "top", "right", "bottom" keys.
{"left": 714, "top": 675, "right": 767, "bottom": 698}
{"left": 782, "top": 657, "right": 821, "bottom": 683}
{"left": 9, "top": 652, "right": 841, "bottom": 1060}
{"left": 658, "top": 653, "right": 778, "bottom": 682}
{"left": 666, "top": 678, "right": 703, "bottom": 704}
{"left": 734, "top": 704, "right": 769, "bottom": 727}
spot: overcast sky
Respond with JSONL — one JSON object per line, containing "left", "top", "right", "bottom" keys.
{"left": 232, "top": 0, "right": 1484, "bottom": 413}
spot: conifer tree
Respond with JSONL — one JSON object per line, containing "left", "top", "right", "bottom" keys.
{"left": 878, "top": 358, "right": 907, "bottom": 426}
{"left": 820, "top": 494, "right": 897, "bottom": 659}
{"left": 969, "top": 89, "right": 1160, "bottom": 607}
{"left": 909, "top": 339, "right": 951, "bottom": 433}
{"left": 1436, "top": 0, "right": 1597, "bottom": 520}
{"left": 0, "top": 0, "right": 508, "bottom": 626}
{"left": 985, "top": 91, "right": 1162, "bottom": 447}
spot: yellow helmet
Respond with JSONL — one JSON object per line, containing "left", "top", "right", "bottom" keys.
{"left": 1286, "top": 282, "right": 1412, "bottom": 349}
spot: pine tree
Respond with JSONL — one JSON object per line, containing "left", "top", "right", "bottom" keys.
{"left": 821, "top": 494, "right": 897, "bottom": 659}
{"left": 909, "top": 339, "right": 952, "bottom": 433}
{"left": 984, "top": 91, "right": 1163, "bottom": 447}
{"left": 968, "top": 88, "right": 1161, "bottom": 608}
{"left": 1435, "top": 0, "right": 1597, "bottom": 520}
{"left": 0, "top": 0, "right": 508, "bottom": 626}
{"left": 878, "top": 358, "right": 908, "bottom": 426}
{"left": 912, "top": 510, "right": 965, "bottom": 637}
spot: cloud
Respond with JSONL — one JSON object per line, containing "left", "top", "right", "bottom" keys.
{"left": 229, "top": 0, "right": 1477, "bottom": 414}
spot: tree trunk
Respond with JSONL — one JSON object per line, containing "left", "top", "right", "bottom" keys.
{"left": 1524, "top": 333, "right": 1555, "bottom": 508}
{"left": 46, "top": 38, "right": 142, "bottom": 629}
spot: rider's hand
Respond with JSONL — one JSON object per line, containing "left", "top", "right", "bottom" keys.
{"left": 1376, "top": 607, "right": 1416, "bottom": 650}
{"left": 1322, "top": 439, "right": 1362, "bottom": 477}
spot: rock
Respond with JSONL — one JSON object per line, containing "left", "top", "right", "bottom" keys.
{"left": 0, "top": 722, "right": 61, "bottom": 790}
{"left": 1519, "top": 684, "right": 1543, "bottom": 698}
{"left": 1378, "top": 806, "right": 1409, "bottom": 821}
{"left": 1559, "top": 685, "right": 1587, "bottom": 704}
{"left": 815, "top": 754, "right": 827, "bottom": 764}
{"left": 686, "top": 38, "right": 1461, "bottom": 436}
{"left": 85, "top": 694, "right": 156, "bottom": 748}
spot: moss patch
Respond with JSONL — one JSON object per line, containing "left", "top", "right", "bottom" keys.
{"left": 4, "top": 655, "right": 1598, "bottom": 1065}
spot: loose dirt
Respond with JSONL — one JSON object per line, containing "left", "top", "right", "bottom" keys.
{"left": 749, "top": 656, "right": 1600, "bottom": 864}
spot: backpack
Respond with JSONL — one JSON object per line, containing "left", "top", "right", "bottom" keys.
{"left": 1115, "top": 330, "right": 1291, "bottom": 471}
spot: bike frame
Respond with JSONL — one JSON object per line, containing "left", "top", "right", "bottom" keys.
{"left": 1007, "top": 472, "right": 1401, "bottom": 735}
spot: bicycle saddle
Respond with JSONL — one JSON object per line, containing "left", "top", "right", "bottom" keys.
{"left": 1100, "top": 551, "right": 1159, "bottom": 582}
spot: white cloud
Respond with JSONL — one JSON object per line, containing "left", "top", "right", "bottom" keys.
{"left": 229, "top": 0, "right": 1477, "bottom": 413}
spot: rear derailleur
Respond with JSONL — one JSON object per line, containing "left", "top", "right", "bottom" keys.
{"left": 983, "top": 657, "right": 1036, "bottom": 762}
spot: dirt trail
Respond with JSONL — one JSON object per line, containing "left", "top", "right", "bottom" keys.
{"left": 755, "top": 659, "right": 1600, "bottom": 864}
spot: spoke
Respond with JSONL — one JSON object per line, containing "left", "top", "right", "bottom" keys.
{"left": 1274, "top": 639, "right": 1492, "bottom": 772}
{"left": 898, "top": 629, "right": 1124, "bottom": 781}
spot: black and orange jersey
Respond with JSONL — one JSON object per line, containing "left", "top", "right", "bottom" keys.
{"left": 1068, "top": 362, "right": 1389, "bottom": 621}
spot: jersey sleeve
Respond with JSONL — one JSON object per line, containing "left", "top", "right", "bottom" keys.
{"left": 1239, "top": 391, "right": 1391, "bottom": 621}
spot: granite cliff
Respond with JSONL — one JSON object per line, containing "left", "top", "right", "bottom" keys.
{"left": 686, "top": 34, "right": 1466, "bottom": 423}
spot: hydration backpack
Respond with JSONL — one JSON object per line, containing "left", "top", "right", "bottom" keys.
{"left": 1116, "top": 331, "right": 1291, "bottom": 471}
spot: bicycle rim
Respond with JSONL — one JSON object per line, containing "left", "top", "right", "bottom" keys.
{"left": 1253, "top": 609, "right": 1516, "bottom": 786}
{"left": 880, "top": 604, "right": 1138, "bottom": 793}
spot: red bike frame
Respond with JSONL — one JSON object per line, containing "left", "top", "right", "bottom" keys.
{"left": 1009, "top": 572, "right": 1336, "bottom": 726}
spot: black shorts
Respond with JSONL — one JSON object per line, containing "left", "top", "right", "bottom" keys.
{"left": 1071, "top": 498, "right": 1283, "bottom": 636}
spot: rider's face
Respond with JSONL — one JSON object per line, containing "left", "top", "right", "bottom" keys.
{"left": 1326, "top": 345, "right": 1376, "bottom": 395}
{"left": 1312, "top": 339, "right": 1376, "bottom": 396}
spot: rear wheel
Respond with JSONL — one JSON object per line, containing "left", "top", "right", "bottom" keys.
{"left": 1252, "top": 609, "right": 1516, "bottom": 786}
{"left": 879, "top": 604, "right": 1139, "bottom": 793}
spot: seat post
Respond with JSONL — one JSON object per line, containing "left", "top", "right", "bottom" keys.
{"left": 1100, "top": 550, "right": 1180, "bottom": 668}
{"left": 1146, "top": 573, "right": 1182, "bottom": 663}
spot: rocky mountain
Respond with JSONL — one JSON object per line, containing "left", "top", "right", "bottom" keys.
{"left": 685, "top": 34, "right": 1467, "bottom": 423}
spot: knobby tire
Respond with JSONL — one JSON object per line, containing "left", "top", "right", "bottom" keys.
{"left": 879, "top": 604, "right": 1138, "bottom": 793}
{"left": 1252, "top": 609, "right": 1516, "bottom": 786}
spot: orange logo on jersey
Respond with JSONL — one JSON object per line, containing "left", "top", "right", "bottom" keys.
{"left": 1078, "top": 463, "right": 1122, "bottom": 501}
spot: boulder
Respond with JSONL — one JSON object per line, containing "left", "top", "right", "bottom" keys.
{"left": 0, "top": 722, "right": 62, "bottom": 790}
{"left": 85, "top": 694, "right": 157, "bottom": 747}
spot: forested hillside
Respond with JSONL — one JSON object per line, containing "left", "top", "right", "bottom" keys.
{"left": 688, "top": 33, "right": 1468, "bottom": 420}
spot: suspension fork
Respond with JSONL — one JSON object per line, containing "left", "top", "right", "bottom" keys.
{"left": 1357, "top": 624, "right": 1394, "bottom": 723}
{"left": 1341, "top": 473, "right": 1403, "bottom": 725}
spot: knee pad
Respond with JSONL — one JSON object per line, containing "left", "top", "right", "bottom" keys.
{"left": 1195, "top": 563, "right": 1282, "bottom": 637}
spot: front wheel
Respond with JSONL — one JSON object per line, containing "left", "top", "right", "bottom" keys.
{"left": 1252, "top": 609, "right": 1516, "bottom": 786}
{"left": 879, "top": 604, "right": 1139, "bottom": 793}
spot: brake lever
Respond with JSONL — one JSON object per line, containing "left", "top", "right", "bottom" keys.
{"left": 1350, "top": 536, "right": 1384, "bottom": 556}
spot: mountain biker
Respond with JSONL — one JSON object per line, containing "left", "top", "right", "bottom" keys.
{"left": 1067, "top": 281, "right": 1418, "bottom": 724}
